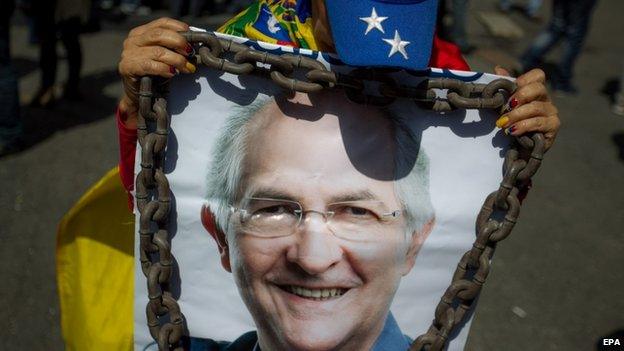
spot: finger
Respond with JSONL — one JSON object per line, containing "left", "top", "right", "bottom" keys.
{"left": 506, "top": 81, "right": 550, "bottom": 110}
{"left": 506, "top": 115, "right": 560, "bottom": 137}
{"left": 148, "top": 17, "right": 190, "bottom": 32}
{"left": 501, "top": 81, "right": 550, "bottom": 113}
{"left": 494, "top": 65, "right": 511, "bottom": 77}
{"left": 132, "top": 28, "right": 192, "bottom": 56}
{"left": 129, "top": 17, "right": 189, "bottom": 37}
{"left": 516, "top": 68, "right": 546, "bottom": 86}
{"left": 497, "top": 101, "right": 558, "bottom": 128}
{"left": 146, "top": 46, "right": 196, "bottom": 74}
{"left": 121, "top": 58, "right": 176, "bottom": 79}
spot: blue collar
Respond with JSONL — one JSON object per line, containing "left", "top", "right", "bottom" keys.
{"left": 189, "top": 313, "right": 411, "bottom": 351}
{"left": 254, "top": 313, "right": 410, "bottom": 351}
{"left": 370, "top": 313, "right": 411, "bottom": 351}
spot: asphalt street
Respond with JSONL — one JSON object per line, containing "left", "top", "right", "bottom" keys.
{"left": 0, "top": 1, "right": 623, "bottom": 350}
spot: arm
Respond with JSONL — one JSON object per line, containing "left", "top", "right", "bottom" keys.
{"left": 117, "top": 18, "right": 196, "bottom": 205}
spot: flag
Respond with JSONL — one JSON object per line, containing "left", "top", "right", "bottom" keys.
{"left": 57, "top": 167, "right": 134, "bottom": 351}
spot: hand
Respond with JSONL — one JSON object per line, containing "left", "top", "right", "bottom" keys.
{"left": 118, "top": 18, "right": 195, "bottom": 127}
{"left": 494, "top": 67, "right": 560, "bottom": 150}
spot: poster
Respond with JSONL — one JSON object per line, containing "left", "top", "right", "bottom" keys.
{"left": 134, "top": 30, "right": 511, "bottom": 351}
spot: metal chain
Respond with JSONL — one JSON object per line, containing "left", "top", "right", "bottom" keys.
{"left": 137, "top": 76, "right": 185, "bottom": 351}
{"left": 137, "top": 31, "right": 545, "bottom": 351}
{"left": 410, "top": 133, "right": 545, "bottom": 351}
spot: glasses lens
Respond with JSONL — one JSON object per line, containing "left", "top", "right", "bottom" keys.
{"left": 238, "top": 198, "right": 301, "bottom": 237}
{"left": 327, "top": 201, "right": 393, "bottom": 241}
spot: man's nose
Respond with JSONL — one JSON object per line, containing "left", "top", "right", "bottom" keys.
{"left": 286, "top": 212, "right": 343, "bottom": 275}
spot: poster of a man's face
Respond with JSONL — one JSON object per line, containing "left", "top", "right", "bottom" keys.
{"left": 201, "top": 91, "right": 435, "bottom": 350}
{"left": 133, "top": 32, "right": 509, "bottom": 351}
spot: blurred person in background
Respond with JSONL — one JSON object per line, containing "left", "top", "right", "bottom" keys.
{"left": 613, "top": 62, "right": 624, "bottom": 116}
{"left": 170, "top": 0, "right": 208, "bottom": 18}
{"left": 498, "top": 0, "right": 543, "bottom": 20}
{"left": 520, "top": 0, "right": 598, "bottom": 95}
{"left": 30, "top": 0, "right": 91, "bottom": 107}
{"left": 0, "top": 0, "right": 23, "bottom": 156}
{"left": 444, "top": 0, "right": 474, "bottom": 54}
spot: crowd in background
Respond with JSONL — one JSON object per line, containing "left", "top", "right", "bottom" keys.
{"left": 1, "top": 0, "right": 623, "bottom": 157}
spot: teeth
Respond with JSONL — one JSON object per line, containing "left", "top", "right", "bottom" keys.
{"left": 287, "top": 286, "right": 345, "bottom": 300}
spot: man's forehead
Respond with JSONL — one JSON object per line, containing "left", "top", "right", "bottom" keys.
{"left": 238, "top": 92, "right": 400, "bottom": 207}
{"left": 246, "top": 92, "right": 397, "bottom": 180}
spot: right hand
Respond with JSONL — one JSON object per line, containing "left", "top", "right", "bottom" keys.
{"left": 118, "top": 18, "right": 196, "bottom": 124}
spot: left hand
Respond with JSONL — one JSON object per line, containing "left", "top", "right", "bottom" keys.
{"left": 494, "top": 67, "right": 560, "bottom": 150}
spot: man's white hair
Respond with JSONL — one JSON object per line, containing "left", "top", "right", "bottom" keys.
{"left": 205, "top": 95, "right": 434, "bottom": 238}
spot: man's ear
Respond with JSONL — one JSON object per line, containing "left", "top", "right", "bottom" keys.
{"left": 201, "top": 204, "right": 231, "bottom": 272}
{"left": 401, "top": 217, "right": 435, "bottom": 276}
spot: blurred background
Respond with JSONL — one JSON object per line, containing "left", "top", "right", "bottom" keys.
{"left": 0, "top": 0, "right": 622, "bottom": 350}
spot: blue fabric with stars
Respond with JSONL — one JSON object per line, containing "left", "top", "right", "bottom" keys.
{"left": 324, "top": 0, "right": 438, "bottom": 70}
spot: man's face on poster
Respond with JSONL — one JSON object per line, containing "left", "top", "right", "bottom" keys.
{"left": 203, "top": 92, "right": 433, "bottom": 351}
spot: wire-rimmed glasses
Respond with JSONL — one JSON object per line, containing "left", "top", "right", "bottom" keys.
{"left": 229, "top": 197, "right": 402, "bottom": 241}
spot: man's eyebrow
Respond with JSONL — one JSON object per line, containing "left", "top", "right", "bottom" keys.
{"left": 247, "top": 187, "right": 298, "bottom": 201}
{"left": 328, "top": 190, "right": 379, "bottom": 203}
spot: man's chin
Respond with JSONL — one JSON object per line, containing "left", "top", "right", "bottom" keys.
{"left": 267, "top": 285, "right": 359, "bottom": 350}
{"left": 277, "top": 324, "right": 353, "bottom": 351}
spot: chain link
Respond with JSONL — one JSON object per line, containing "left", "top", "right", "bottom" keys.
{"left": 137, "top": 31, "right": 546, "bottom": 351}
{"left": 137, "top": 75, "right": 185, "bottom": 351}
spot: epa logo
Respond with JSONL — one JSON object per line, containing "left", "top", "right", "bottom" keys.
{"left": 603, "top": 338, "right": 621, "bottom": 346}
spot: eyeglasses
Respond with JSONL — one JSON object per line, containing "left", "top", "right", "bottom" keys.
{"left": 229, "top": 197, "right": 402, "bottom": 241}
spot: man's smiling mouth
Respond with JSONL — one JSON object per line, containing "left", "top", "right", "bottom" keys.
{"left": 279, "top": 285, "right": 349, "bottom": 300}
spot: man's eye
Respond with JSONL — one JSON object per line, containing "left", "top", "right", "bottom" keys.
{"left": 255, "top": 205, "right": 292, "bottom": 215}
{"left": 343, "top": 206, "right": 375, "bottom": 217}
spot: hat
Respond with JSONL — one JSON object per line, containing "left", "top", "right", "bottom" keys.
{"left": 324, "top": 0, "right": 438, "bottom": 70}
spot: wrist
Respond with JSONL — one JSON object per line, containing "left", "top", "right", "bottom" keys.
{"left": 118, "top": 94, "right": 138, "bottom": 129}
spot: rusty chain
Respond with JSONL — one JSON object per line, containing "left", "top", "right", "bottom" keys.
{"left": 136, "top": 31, "right": 545, "bottom": 351}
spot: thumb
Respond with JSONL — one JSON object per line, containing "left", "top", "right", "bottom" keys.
{"left": 494, "top": 65, "right": 511, "bottom": 77}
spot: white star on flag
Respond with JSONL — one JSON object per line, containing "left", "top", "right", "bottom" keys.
{"left": 359, "top": 7, "right": 388, "bottom": 35}
{"left": 383, "top": 30, "right": 410, "bottom": 59}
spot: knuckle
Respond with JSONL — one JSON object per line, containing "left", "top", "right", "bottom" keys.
{"left": 118, "top": 62, "right": 126, "bottom": 75}
{"left": 534, "top": 117, "right": 545, "bottom": 130}
{"left": 149, "top": 61, "right": 161, "bottom": 72}
{"left": 149, "top": 28, "right": 164, "bottom": 41}
{"left": 174, "top": 55, "right": 186, "bottom": 67}
{"left": 529, "top": 102, "right": 541, "bottom": 116}
{"left": 156, "top": 17, "right": 173, "bottom": 27}
{"left": 139, "top": 60, "right": 152, "bottom": 73}
{"left": 553, "top": 117, "right": 561, "bottom": 129}
{"left": 173, "top": 35, "right": 186, "bottom": 48}
{"left": 152, "top": 46, "right": 166, "bottom": 59}
{"left": 517, "top": 88, "right": 529, "bottom": 101}
{"left": 533, "top": 68, "right": 546, "bottom": 81}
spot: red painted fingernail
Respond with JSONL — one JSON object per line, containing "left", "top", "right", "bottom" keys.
{"left": 185, "top": 44, "right": 194, "bottom": 55}
{"left": 169, "top": 66, "right": 178, "bottom": 75}
{"left": 510, "top": 98, "right": 519, "bottom": 109}
{"left": 509, "top": 125, "right": 517, "bottom": 134}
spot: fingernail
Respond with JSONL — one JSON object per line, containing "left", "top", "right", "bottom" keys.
{"left": 504, "top": 125, "right": 516, "bottom": 135}
{"left": 185, "top": 62, "right": 196, "bottom": 73}
{"left": 169, "top": 66, "right": 179, "bottom": 75}
{"left": 509, "top": 98, "right": 519, "bottom": 109}
{"left": 185, "top": 44, "right": 195, "bottom": 57}
{"left": 495, "top": 115, "right": 509, "bottom": 128}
